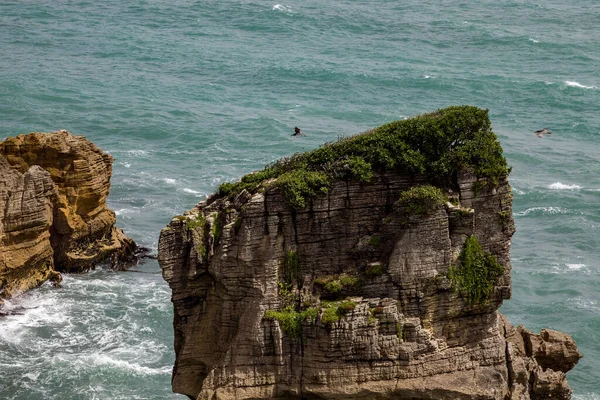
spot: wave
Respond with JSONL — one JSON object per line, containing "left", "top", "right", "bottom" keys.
{"left": 272, "top": 4, "right": 291, "bottom": 12}
{"left": 514, "top": 206, "right": 568, "bottom": 216}
{"left": 182, "top": 188, "right": 204, "bottom": 197}
{"left": 528, "top": 37, "right": 539, "bottom": 43}
{"left": 565, "top": 81, "right": 597, "bottom": 90}
{"left": 72, "top": 354, "right": 172, "bottom": 376}
{"left": 548, "top": 182, "right": 581, "bottom": 190}
{"left": 567, "top": 263, "right": 587, "bottom": 271}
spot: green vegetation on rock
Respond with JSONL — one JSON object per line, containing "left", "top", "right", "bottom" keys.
{"left": 448, "top": 235, "right": 505, "bottom": 304}
{"left": 365, "top": 263, "right": 385, "bottom": 277}
{"left": 185, "top": 213, "right": 205, "bottom": 230}
{"left": 321, "top": 300, "right": 357, "bottom": 325}
{"left": 217, "top": 106, "right": 509, "bottom": 209}
{"left": 314, "top": 274, "right": 361, "bottom": 295}
{"left": 265, "top": 308, "right": 318, "bottom": 338}
{"left": 395, "top": 185, "right": 447, "bottom": 216}
{"left": 283, "top": 250, "right": 301, "bottom": 286}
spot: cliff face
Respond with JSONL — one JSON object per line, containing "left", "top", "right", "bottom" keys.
{"left": 158, "top": 107, "right": 581, "bottom": 399}
{"left": 0, "top": 155, "right": 61, "bottom": 298}
{"left": 0, "top": 130, "right": 137, "bottom": 300}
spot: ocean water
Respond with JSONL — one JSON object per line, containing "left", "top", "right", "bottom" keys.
{"left": 1, "top": 1, "right": 598, "bottom": 398}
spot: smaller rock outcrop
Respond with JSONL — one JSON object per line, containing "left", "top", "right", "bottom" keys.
{"left": 0, "top": 130, "right": 138, "bottom": 301}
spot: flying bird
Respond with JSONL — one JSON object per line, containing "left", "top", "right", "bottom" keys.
{"left": 535, "top": 128, "right": 553, "bottom": 138}
{"left": 292, "top": 127, "right": 306, "bottom": 137}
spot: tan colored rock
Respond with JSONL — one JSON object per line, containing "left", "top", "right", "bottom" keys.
{"left": 0, "top": 130, "right": 137, "bottom": 273}
{"left": 0, "top": 131, "right": 139, "bottom": 302}
{"left": 0, "top": 155, "right": 60, "bottom": 298}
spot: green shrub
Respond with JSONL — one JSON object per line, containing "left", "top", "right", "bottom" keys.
{"left": 186, "top": 213, "right": 205, "bottom": 230}
{"left": 265, "top": 308, "right": 318, "bottom": 338}
{"left": 395, "top": 185, "right": 447, "bottom": 216}
{"left": 283, "top": 250, "right": 301, "bottom": 286}
{"left": 365, "top": 263, "right": 385, "bottom": 277}
{"left": 448, "top": 235, "right": 505, "bottom": 304}
{"left": 320, "top": 300, "right": 357, "bottom": 325}
{"left": 275, "top": 169, "right": 330, "bottom": 209}
{"left": 324, "top": 280, "right": 343, "bottom": 294}
{"left": 211, "top": 214, "right": 222, "bottom": 244}
{"left": 315, "top": 274, "right": 361, "bottom": 295}
{"left": 215, "top": 106, "right": 509, "bottom": 205}
{"left": 339, "top": 275, "right": 361, "bottom": 288}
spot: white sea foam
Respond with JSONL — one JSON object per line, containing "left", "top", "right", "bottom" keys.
{"left": 528, "top": 37, "right": 539, "bottom": 43}
{"left": 567, "top": 263, "right": 586, "bottom": 271}
{"left": 565, "top": 80, "right": 597, "bottom": 90}
{"left": 162, "top": 178, "right": 177, "bottom": 185}
{"left": 548, "top": 182, "right": 581, "bottom": 190}
{"left": 514, "top": 206, "right": 567, "bottom": 216}
{"left": 423, "top": 75, "right": 431, "bottom": 79}
{"left": 272, "top": 4, "right": 291, "bottom": 12}
{"left": 82, "top": 354, "right": 172, "bottom": 376}
{"left": 114, "top": 208, "right": 140, "bottom": 216}
{"left": 125, "top": 150, "right": 149, "bottom": 156}
{"left": 182, "top": 187, "right": 201, "bottom": 194}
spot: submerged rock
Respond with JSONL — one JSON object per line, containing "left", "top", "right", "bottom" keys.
{"left": 0, "top": 130, "right": 139, "bottom": 301}
{"left": 158, "top": 106, "right": 581, "bottom": 399}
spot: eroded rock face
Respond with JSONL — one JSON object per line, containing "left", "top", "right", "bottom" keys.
{"left": 0, "top": 130, "right": 138, "bottom": 300}
{"left": 0, "top": 155, "right": 61, "bottom": 298}
{"left": 159, "top": 169, "right": 581, "bottom": 399}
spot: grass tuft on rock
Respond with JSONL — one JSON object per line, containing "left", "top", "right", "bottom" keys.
{"left": 395, "top": 185, "right": 448, "bottom": 217}
{"left": 448, "top": 235, "right": 505, "bottom": 304}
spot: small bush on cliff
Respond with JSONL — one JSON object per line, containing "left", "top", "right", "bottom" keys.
{"left": 314, "top": 274, "right": 361, "bottom": 296}
{"left": 448, "top": 235, "right": 505, "bottom": 304}
{"left": 395, "top": 185, "right": 447, "bottom": 216}
{"left": 265, "top": 308, "right": 318, "bottom": 338}
{"left": 217, "top": 106, "right": 509, "bottom": 208}
{"left": 274, "top": 169, "right": 330, "bottom": 209}
{"left": 321, "top": 300, "right": 357, "bottom": 325}
{"left": 283, "top": 250, "right": 301, "bottom": 286}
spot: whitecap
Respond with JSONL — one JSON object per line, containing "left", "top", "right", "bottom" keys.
{"left": 567, "top": 263, "right": 586, "bottom": 271}
{"left": 114, "top": 208, "right": 140, "bottom": 216}
{"left": 162, "top": 178, "right": 177, "bottom": 185}
{"left": 528, "top": 37, "right": 538, "bottom": 43}
{"left": 514, "top": 206, "right": 567, "bottom": 216}
{"left": 182, "top": 188, "right": 201, "bottom": 194}
{"left": 548, "top": 182, "right": 581, "bottom": 190}
{"left": 272, "top": 4, "right": 290, "bottom": 12}
{"left": 565, "top": 81, "right": 597, "bottom": 90}
{"left": 122, "top": 162, "right": 131, "bottom": 168}
{"left": 125, "top": 150, "right": 149, "bottom": 157}
{"left": 82, "top": 354, "right": 172, "bottom": 376}
{"left": 423, "top": 75, "right": 431, "bottom": 79}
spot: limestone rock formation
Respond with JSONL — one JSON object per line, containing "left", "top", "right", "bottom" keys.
{"left": 158, "top": 106, "right": 581, "bottom": 399}
{"left": 0, "top": 130, "right": 138, "bottom": 300}
{"left": 0, "top": 155, "right": 61, "bottom": 298}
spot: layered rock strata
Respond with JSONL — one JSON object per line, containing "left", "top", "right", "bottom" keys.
{"left": 0, "top": 130, "right": 138, "bottom": 300}
{"left": 159, "top": 108, "right": 581, "bottom": 399}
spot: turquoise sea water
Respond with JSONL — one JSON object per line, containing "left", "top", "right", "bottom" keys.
{"left": 1, "top": 1, "right": 599, "bottom": 398}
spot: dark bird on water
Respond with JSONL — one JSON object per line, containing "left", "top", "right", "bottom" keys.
{"left": 535, "top": 128, "right": 553, "bottom": 138}
{"left": 292, "top": 127, "right": 306, "bottom": 137}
